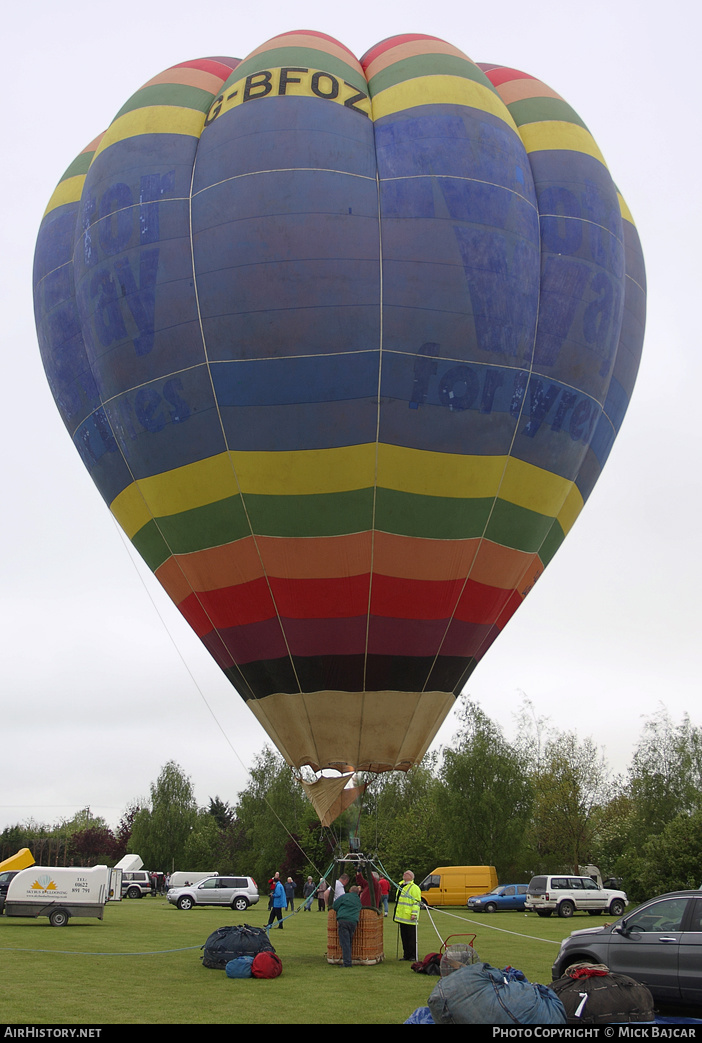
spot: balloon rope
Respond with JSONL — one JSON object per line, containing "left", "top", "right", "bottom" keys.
{"left": 109, "top": 517, "right": 332, "bottom": 881}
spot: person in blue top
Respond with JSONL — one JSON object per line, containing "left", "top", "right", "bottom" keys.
{"left": 267, "top": 876, "right": 286, "bottom": 930}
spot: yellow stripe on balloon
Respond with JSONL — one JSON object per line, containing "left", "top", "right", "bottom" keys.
{"left": 519, "top": 121, "right": 607, "bottom": 166}
{"left": 111, "top": 483, "right": 153, "bottom": 539}
{"left": 111, "top": 453, "right": 239, "bottom": 538}
{"left": 377, "top": 444, "right": 503, "bottom": 498}
{"left": 502, "top": 456, "right": 582, "bottom": 528}
{"left": 371, "top": 75, "right": 517, "bottom": 130}
{"left": 556, "top": 481, "right": 584, "bottom": 535}
{"left": 110, "top": 443, "right": 581, "bottom": 537}
{"left": 231, "top": 444, "right": 376, "bottom": 495}
{"left": 43, "top": 175, "right": 85, "bottom": 217}
{"left": 618, "top": 191, "right": 635, "bottom": 226}
{"left": 380, "top": 445, "right": 579, "bottom": 519}
{"left": 92, "top": 106, "right": 206, "bottom": 161}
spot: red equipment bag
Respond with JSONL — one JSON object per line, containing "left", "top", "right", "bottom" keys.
{"left": 251, "top": 951, "right": 283, "bottom": 979}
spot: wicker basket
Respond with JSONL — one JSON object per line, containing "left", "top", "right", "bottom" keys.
{"left": 327, "top": 908, "right": 384, "bottom": 965}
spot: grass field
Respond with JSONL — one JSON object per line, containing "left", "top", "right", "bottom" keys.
{"left": 0, "top": 896, "right": 582, "bottom": 1024}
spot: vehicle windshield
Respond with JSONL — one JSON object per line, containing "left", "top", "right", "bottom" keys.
{"left": 624, "top": 896, "right": 688, "bottom": 933}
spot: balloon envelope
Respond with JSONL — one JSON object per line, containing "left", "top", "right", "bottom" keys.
{"left": 33, "top": 32, "right": 645, "bottom": 776}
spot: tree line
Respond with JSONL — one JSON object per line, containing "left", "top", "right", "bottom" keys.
{"left": 3, "top": 699, "right": 701, "bottom": 904}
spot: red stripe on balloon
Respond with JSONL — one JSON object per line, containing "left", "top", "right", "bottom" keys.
{"left": 173, "top": 58, "right": 240, "bottom": 78}
{"left": 177, "top": 570, "right": 525, "bottom": 638}
{"left": 479, "top": 65, "right": 537, "bottom": 86}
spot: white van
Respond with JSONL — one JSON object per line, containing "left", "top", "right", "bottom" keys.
{"left": 4, "top": 865, "right": 111, "bottom": 926}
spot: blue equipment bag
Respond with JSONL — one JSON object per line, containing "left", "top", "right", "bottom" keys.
{"left": 225, "top": 955, "right": 255, "bottom": 979}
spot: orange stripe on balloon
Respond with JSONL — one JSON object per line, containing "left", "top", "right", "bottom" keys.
{"left": 362, "top": 37, "right": 473, "bottom": 81}
{"left": 243, "top": 31, "right": 362, "bottom": 70}
{"left": 490, "top": 75, "right": 563, "bottom": 106}
{"left": 361, "top": 33, "right": 452, "bottom": 71}
{"left": 156, "top": 531, "right": 546, "bottom": 613}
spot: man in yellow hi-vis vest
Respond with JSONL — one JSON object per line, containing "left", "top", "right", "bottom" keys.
{"left": 394, "top": 870, "right": 422, "bottom": 961}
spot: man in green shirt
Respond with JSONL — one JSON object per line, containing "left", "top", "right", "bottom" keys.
{"left": 333, "top": 885, "right": 362, "bottom": 967}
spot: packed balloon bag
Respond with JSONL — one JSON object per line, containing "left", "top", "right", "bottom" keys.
{"left": 428, "top": 963, "right": 566, "bottom": 1025}
{"left": 550, "top": 963, "right": 655, "bottom": 1024}
{"left": 201, "top": 924, "right": 275, "bottom": 970}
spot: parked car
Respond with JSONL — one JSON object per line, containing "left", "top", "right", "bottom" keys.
{"left": 552, "top": 890, "right": 702, "bottom": 1007}
{"left": 121, "top": 871, "right": 153, "bottom": 898}
{"left": 525, "top": 874, "right": 628, "bottom": 918}
{"left": 0, "top": 871, "right": 20, "bottom": 913}
{"left": 467, "top": 884, "right": 529, "bottom": 912}
{"left": 167, "top": 875, "right": 259, "bottom": 911}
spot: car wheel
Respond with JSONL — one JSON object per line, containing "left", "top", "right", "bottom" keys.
{"left": 177, "top": 896, "right": 194, "bottom": 910}
{"left": 536, "top": 911, "right": 552, "bottom": 917}
{"left": 232, "top": 897, "right": 250, "bottom": 912}
{"left": 609, "top": 899, "right": 625, "bottom": 917}
{"left": 127, "top": 887, "right": 141, "bottom": 900}
{"left": 483, "top": 902, "right": 497, "bottom": 914}
{"left": 558, "top": 901, "right": 575, "bottom": 918}
{"left": 49, "top": 908, "right": 69, "bottom": 927}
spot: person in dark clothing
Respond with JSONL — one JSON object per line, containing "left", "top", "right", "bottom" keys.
{"left": 333, "top": 886, "right": 362, "bottom": 967}
{"left": 284, "top": 876, "right": 296, "bottom": 911}
{"left": 267, "top": 877, "right": 286, "bottom": 929}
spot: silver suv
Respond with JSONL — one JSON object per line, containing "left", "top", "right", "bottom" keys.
{"left": 525, "top": 874, "right": 627, "bottom": 919}
{"left": 167, "top": 875, "right": 259, "bottom": 911}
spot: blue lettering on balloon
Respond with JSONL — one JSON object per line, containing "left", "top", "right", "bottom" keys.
{"left": 139, "top": 171, "right": 176, "bottom": 244}
{"left": 480, "top": 368, "right": 505, "bottom": 413}
{"left": 91, "top": 268, "right": 128, "bottom": 347}
{"left": 439, "top": 365, "right": 480, "bottom": 411}
{"left": 76, "top": 408, "right": 118, "bottom": 467}
{"left": 533, "top": 257, "right": 590, "bottom": 367}
{"left": 81, "top": 194, "right": 98, "bottom": 268}
{"left": 134, "top": 380, "right": 191, "bottom": 433}
{"left": 98, "top": 183, "right": 133, "bottom": 256}
{"left": 549, "top": 390, "right": 577, "bottom": 433}
{"left": 522, "top": 379, "right": 561, "bottom": 438}
{"left": 409, "top": 342, "right": 439, "bottom": 409}
{"left": 569, "top": 399, "right": 593, "bottom": 442}
{"left": 113, "top": 249, "right": 159, "bottom": 356}
{"left": 135, "top": 386, "right": 167, "bottom": 433}
{"left": 163, "top": 378, "right": 191, "bottom": 423}
{"left": 583, "top": 270, "right": 620, "bottom": 376}
{"left": 510, "top": 371, "right": 528, "bottom": 418}
{"left": 539, "top": 187, "right": 583, "bottom": 255}
{"left": 408, "top": 345, "right": 597, "bottom": 446}
{"left": 85, "top": 173, "right": 176, "bottom": 354}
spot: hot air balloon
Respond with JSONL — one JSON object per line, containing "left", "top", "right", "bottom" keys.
{"left": 33, "top": 32, "right": 645, "bottom": 819}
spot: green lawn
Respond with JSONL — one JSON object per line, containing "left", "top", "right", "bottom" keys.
{"left": 0, "top": 897, "right": 580, "bottom": 1024}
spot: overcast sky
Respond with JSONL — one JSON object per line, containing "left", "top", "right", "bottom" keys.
{"left": 1, "top": 0, "right": 697, "bottom": 834}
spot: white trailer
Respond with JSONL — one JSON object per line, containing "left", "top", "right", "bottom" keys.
{"left": 4, "top": 865, "right": 111, "bottom": 926}
{"left": 114, "top": 854, "right": 143, "bottom": 872}
{"left": 107, "top": 866, "right": 122, "bottom": 901}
